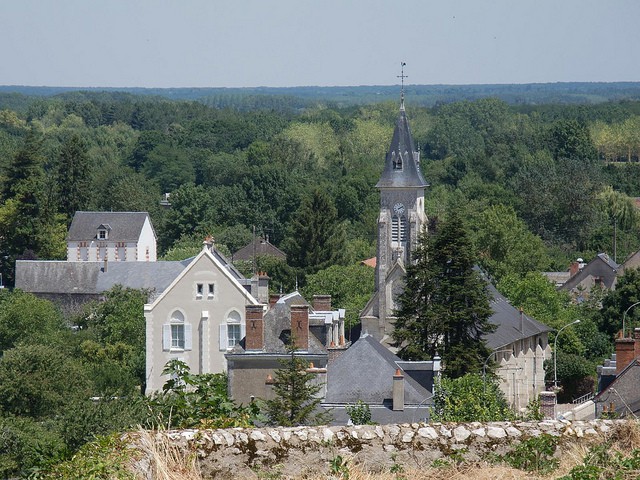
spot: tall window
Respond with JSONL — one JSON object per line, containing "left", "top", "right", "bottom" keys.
{"left": 220, "top": 310, "right": 244, "bottom": 351}
{"left": 163, "top": 310, "right": 191, "bottom": 352}
{"left": 227, "top": 324, "right": 241, "bottom": 348}
{"left": 171, "top": 324, "right": 185, "bottom": 349}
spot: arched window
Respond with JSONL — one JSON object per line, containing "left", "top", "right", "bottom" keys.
{"left": 227, "top": 311, "right": 242, "bottom": 348}
{"left": 220, "top": 310, "right": 245, "bottom": 351}
{"left": 163, "top": 310, "right": 192, "bottom": 351}
{"left": 170, "top": 310, "right": 185, "bottom": 349}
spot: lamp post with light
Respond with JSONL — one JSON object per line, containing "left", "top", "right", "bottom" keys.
{"left": 553, "top": 319, "right": 581, "bottom": 390}
{"left": 622, "top": 301, "right": 640, "bottom": 338}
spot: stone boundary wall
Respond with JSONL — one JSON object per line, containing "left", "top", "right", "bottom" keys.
{"left": 128, "top": 420, "right": 629, "bottom": 479}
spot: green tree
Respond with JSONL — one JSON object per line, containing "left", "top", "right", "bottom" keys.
{"left": 149, "top": 360, "right": 261, "bottom": 429}
{"left": 430, "top": 373, "right": 514, "bottom": 422}
{"left": 264, "top": 346, "right": 330, "bottom": 426}
{"left": 599, "top": 267, "right": 640, "bottom": 338}
{"left": 81, "top": 286, "right": 149, "bottom": 389}
{"left": 393, "top": 211, "right": 495, "bottom": 378}
{"left": 597, "top": 185, "right": 638, "bottom": 263}
{"left": 160, "top": 183, "right": 212, "bottom": 252}
{"left": 56, "top": 133, "right": 91, "bottom": 220}
{"left": 0, "top": 289, "right": 66, "bottom": 354}
{"left": 302, "top": 263, "right": 374, "bottom": 331}
{"left": 471, "top": 204, "right": 550, "bottom": 281}
{"left": 0, "top": 415, "right": 66, "bottom": 478}
{"left": 282, "top": 189, "right": 346, "bottom": 276}
{"left": 0, "top": 344, "right": 92, "bottom": 418}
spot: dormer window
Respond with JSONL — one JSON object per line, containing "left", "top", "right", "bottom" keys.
{"left": 97, "top": 224, "right": 111, "bottom": 240}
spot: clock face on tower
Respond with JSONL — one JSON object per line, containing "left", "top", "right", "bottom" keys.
{"left": 393, "top": 202, "right": 405, "bottom": 216}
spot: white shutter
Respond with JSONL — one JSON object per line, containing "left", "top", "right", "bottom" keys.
{"left": 184, "top": 324, "right": 193, "bottom": 351}
{"left": 240, "top": 323, "right": 246, "bottom": 342}
{"left": 162, "top": 324, "right": 171, "bottom": 351}
{"left": 219, "top": 323, "right": 228, "bottom": 351}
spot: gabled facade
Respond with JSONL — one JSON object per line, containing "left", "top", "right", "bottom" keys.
{"left": 232, "top": 237, "right": 287, "bottom": 263}
{"left": 67, "top": 211, "right": 157, "bottom": 262}
{"left": 145, "top": 243, "right": 261, "bottom": 393}
{"left": 560, "top": 253, "right": 619, "bottom": 302}
{"left": 360, "top": 93, "right": 428, "bottom": 345}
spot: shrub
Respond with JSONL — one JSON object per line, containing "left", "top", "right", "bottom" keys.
{"left": 345, "top": 400, "right": 373, "bottom": 425}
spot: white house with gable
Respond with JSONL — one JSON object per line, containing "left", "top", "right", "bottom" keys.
{"left": 67, "top": 211, "right": 157, "bottom": 262}
{"left": 144, "top": 240, "right": 263, "bottom": 393}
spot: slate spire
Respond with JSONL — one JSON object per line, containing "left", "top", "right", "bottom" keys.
{"left": 375, "top": 90, "right": 428, "bottom": 189}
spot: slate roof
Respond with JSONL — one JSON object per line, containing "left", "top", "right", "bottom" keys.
{"left": 324, "top": 334, "right": 431, "bottom": 405}
{"left": 67, "top": 211, "right": 153, "bottom": 242}
{"left": 376, "top": 102, "right": 428, "bottom": 189}
{"left": 15, "top": 259, "right": 189, "bottom": 296}
{"left": 210, "top": 248, "right": 245, "bottom": 282}
{"left": 233, "top": 238, "right": 286, "bottom": 262}
{"left": 485, "top": 283, "right": 552, "bottom": 350}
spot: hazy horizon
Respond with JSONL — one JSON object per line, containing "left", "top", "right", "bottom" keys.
{"left": 2, "top": 1, "right": 638, "bottom": 89}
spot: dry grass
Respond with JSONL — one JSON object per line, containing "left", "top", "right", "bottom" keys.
{"left": 127, "top": 428, "right": 203, "bottom": 480}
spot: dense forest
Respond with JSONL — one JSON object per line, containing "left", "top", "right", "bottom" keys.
{"left": 2, "top": 85, "right": 640, "bottom": 475}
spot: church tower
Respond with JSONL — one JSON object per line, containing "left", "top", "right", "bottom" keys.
{"left": 360, "top": 84, "right": 428, "bottom": 345}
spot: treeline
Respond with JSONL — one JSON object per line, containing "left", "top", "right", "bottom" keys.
{"left": 3, "top": 93, "right": 640, "bottom": 287}
{"left": 3, "top": 81, "right": 640, "bottom": 110}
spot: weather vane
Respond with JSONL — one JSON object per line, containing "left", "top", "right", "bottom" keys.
{"left": 397, "top": 62, "right": 407, "bottom": 107}
{"left": 397, "top": 62, "right": 407, "bottom": 92}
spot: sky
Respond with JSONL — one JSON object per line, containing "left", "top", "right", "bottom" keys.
{"left": 1, "top": 0, "right": 639, "bottom": 89}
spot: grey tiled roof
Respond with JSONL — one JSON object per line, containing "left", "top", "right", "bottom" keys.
{"left": 67, "top": 211, "right": 153, "bottom": 242}
{"left": 15, "top": 260, "right": 188, "bottom": 296}
{"left": 233, "top": 238, "right": 286, "bottom": 261}
{"left": 211, "top": 248, "right": 245, "bottom": 281}
{"left": 376, "top": 104, "right": 428, "bottom": 189}
{"left": 485, "top": 283, "right": 552, "bottom": 350}
{"left": 324, "top": 335, "right": 431, "bottom": 405}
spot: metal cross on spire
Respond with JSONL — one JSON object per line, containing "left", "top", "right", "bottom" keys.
{"left": 397, "top": 62, "right": 407, "bottom": 109}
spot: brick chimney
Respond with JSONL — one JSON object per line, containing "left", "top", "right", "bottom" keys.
{"left": 615, "top": 335, "right": 636, "bottom": 375}
{"left": 312, "top": 295, "right": 332, "bottom": 311}
{"left": 291, "top": 304, "right": 309, "bottom": 351}
{"left": 269, "top": 293, "right": 282, "bottom": 309}
{"left": 245, "top": 305, "right": 265, "bottom": 351}
{"left": 569, "top": 261, "right": 580, "bottom": 277}
{"left": 392, "top": 368, "right": 405, "bottom": 411}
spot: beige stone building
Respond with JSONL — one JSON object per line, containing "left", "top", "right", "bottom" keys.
{"left": 144, "top": 242, "right": 268, "bottom": 393}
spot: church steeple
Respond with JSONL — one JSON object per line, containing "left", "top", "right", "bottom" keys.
{"left": 375, "top": 105, "right": 428, "bottom": 189}
{"left": 359, "top": 64, "right": 429, "bottom": 344}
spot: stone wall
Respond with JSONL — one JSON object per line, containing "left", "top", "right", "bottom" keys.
{"left": 127, "top": 419, "right": 627, "bottom": 479}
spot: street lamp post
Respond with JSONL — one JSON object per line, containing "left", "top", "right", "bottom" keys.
{"left": 483, "top": 349, "right": 512, "bottom": 394}
{"left": 622, "top": 301, "right": 640, "bottom": 339}
{"left": 553, "top": 319, "right": 581, "bottom": 390}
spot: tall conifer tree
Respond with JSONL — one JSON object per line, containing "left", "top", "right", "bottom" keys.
{"left": 283, "top": 189, "right": 346, "bottom": 275}
{"left": 393, "top": 211, "right": 495, "bottom": 378}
